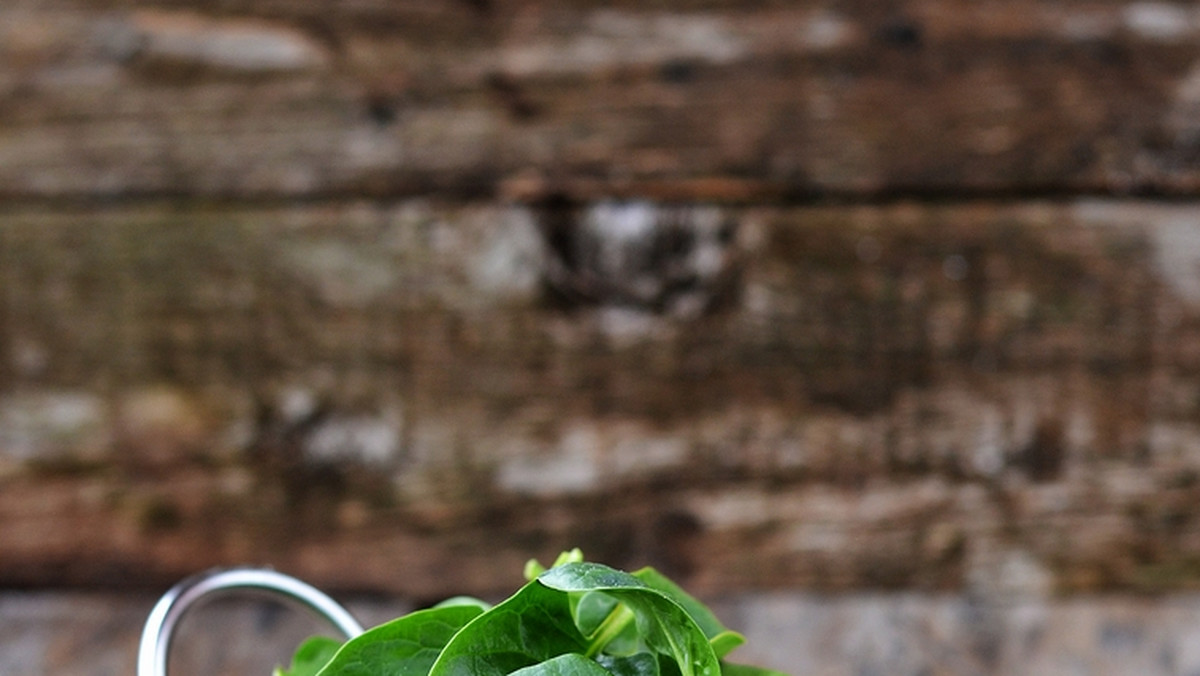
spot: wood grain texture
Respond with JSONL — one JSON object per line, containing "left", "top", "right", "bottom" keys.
{"left": 5, "top": 0, "right": 1200, "bottom": 599}
{"left": 2, "top": 1, "right": 1200, "bottom": 199}
{"left": 3, "top": 200, "right": 1200, "bottom": 597}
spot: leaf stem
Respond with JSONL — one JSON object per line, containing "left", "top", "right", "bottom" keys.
{"left": 585, "top": 604, "right": 635, "bottom": 658}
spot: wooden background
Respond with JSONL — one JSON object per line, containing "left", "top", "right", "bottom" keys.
{"left": 7, "top": 3, "right": 1200, "bottom": 672}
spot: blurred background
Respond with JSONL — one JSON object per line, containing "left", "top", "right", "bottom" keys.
{"left": 6, "top": 0, "right": 1200, "bottom": 674}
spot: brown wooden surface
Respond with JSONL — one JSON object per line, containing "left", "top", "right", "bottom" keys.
{"left": 3, "top": 1, "right": 1200, "bottom": 199}
{"left": 6, "top": 0, "right": 1200, "bottom": 599}
{"left": 4, "top": 200, "right": 1200, "bottom": 597}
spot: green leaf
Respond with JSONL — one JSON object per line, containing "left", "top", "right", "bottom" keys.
{"left": 719, "top": 662, "right": 790, "bottom": 676}
{"left": 432, "top": 595, "right": 491, "bottom": 611}
{"left": 428, "top": 578, "right": 590, "bottom": 676}
{"left": 277, "top": 551, "right": 788, "bottom": 676}
{"left": 526, "top": 549, "right": 586, "bottom": 581}
{"left": 315, "top": 605, "right": 483, "bottom": 676}
{"left": 544, "top": 562, "right": 646, "bottom": 592}
{"left": 540, "top": 563, "right": 720, "bottom": 676}
{"left": 573, "top": 592, "right": 639, "bottom": 657}
{"left": 553, "top": 549, "right": 586, "bottom": 568}
{"left": 631, "top": 569, "right": 731, "bottom": 642}
{"left": 274, "top": 636, "right": 341, "bottom": 676}
{"left": 707, "top": 632, "right": 746, "bottom": 660}
{"left": 574, "top": 591, "right": 620, "bottom": 636}
{"left": 509, "top": 653, "right": 615, "bottom": 676}
{"left": 597, "top": 652, "right": 661, "bottom": 676}
{"left": 525, "top": 558, "right": 548, "bottom": 581}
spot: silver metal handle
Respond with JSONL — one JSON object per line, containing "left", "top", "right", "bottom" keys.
{"left": 138, "top": 568, "right": 365, "bottom": 676}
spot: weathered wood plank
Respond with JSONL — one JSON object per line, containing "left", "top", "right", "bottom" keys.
{"left": 3, "top": 1, "right": 1200, "bottom": 198}
{"left": 3, "top": 200, "right": 1200, "bottom": 596}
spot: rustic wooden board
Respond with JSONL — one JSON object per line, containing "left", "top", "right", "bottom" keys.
{"left": 3, "top": 200, "right": 1200, "bottom": 596}
{"left": 3, "top": 1, "right": 1200, "bottom": 198}
{"left": 6, "top": 0, "right": 1200, "bottom": 598}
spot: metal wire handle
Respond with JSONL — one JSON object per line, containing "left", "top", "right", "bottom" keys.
{"left": 138, "top": 568, "right": 365, "bottom": 676}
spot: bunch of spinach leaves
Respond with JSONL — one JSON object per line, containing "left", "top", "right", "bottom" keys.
{"left": 276, "top": 550, "right": 787, "bottom": 676}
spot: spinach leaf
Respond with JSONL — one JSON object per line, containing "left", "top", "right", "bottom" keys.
{"left": 718, "top": 662, "right": 790, "bottom": 676}
{"left": 597, "top": 652, "right": 661, "bottom": 676}
{"left": 631, "top": 568, "right": 745, "bottom": 659}
{"left": 428, "top": 577, "right": 590, "bottom": 676}
{"left": 539, "top": 563, "right": 720, "bottom": 676}
{"left": 707, "top": 633, "right": 745, "bottom": 660}
{"left": 630, "top": 570, "right": 725, "bottom": 639}
{"left": 274, "top": 636, "right": 341, "bottom": 676}
{"left": 574, "top": 591, "right": 639, "bottom": 657}
{"left": 432, "top": 596, "right": 491, "bottom": 612}
{"left": 574, "top": 591, "right": 620, "bottom": 636}
{"left": 525, "top": 548, "right": 586, "bottom": 581}
{"left": 315, "top": 604, "right": 483, "bottom": 676}
{"left": 508, "top": 653, "right": 614, "bottom": 676}
{"left": 276, "top": 551, "right": 787, "bottom": 676}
